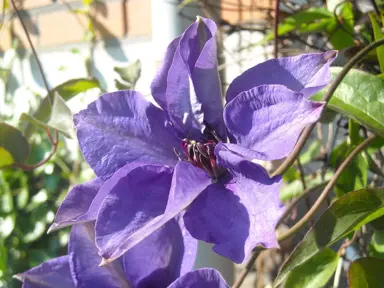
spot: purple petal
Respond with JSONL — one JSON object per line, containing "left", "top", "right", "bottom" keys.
{"left": 122, "top": 215, "right": 197, "bottom": 287}
{"left": 184, "top": 143, "right": 284, "bottom": 263}
{"left": 224, "top": 85, "right": 324, "bottom": 160}
{"left": 49, "top": 178, "right": 103, "bottom": 232}
{"left": 151, "top": 17, "right": 225, "bottom": 140}
{"left": 95, "top": 165, "right": 173, "bottom": 262}
{"left": 69, "top": 223, "right": 129, "bottom": 288}
{"left": 14, "top": 256, "right": 74, "bottom": 288}
{"left": 226, "top": 51, "right": 337, "bottom": 103}
{"left": 167, "top": 268, "right": 229, "bottom": 288}
{"left": 74, "top": 90, "right": 179, "bottom": 179}
{"left": 75, "top": 162, "right": 148, "bottom": 223}
{"left": 96, "top": 161, "right": 210, "bottom": 263}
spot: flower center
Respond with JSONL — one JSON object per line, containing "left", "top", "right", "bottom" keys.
{"left": 181, "top": 138, "right": 226, "bottom": 179}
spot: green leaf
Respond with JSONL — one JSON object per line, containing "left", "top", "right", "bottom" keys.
{"left": 262, "top": 8, "right": 333, "bottom": 42}
{"left": 348, "top": 258, "right": 384, "bottom": 287}
{"left": 369, "top": 12, "right": 384, "bottom": 73}
{"left": 24, "top": 78, "right": 100, "bottom": 139}
{"left": 319, "top": 107, "right": 338, "bottom": 123}
{"left": 274, "top": 188, "right": 384, "bottom": 287}
{"left": 114, "top": 79, "right": 131, "bottom": 90}
{"left": 0, "top": 147, "right": 14, "bottom": 167}
{"left": 0, "top": 214, "right": 15, "bottom": 239}
{"left": 0, "top": 190, "right": 13, "bottom": 214}
{"left": 349, "top": 119, "right": 360, "bottom": 145}
{"left": 21, "top": 94, "right": 74, "bottom": 138}
{"left": 364, "top": 151, "right": 384, "bottom": 178}
{"left": 285, "top": 248, "right": 340, "bottom": 288}
{"left": 23, "top": 221, "right": 46, "bottom": 243}
{"left": 369, "top": 231, "right": 384, "bottom": 259}
{"left": 283, "top": 166, "right": 300, "bottom": 183}
{"left": 330, "top": 142, "right": 368, "bottom": 196}
{"left": 300, "top": 141, "right": 321, "bottom": 165}
{"left": 46, "top": 94, "right": 74, "bottom": 138}
{"left": 114, "top": 60, "right": 141, "bottom": 89}
{"left": 16, "top": 187, "right": 29, "bottom": 209}
{"left": 0, "top": 122, "right": 29, "bottom": 166}
{"left": 326, "top": 2, "right": 355, "bottom": 50}
{"left": 313, "top": 67, "right": 384, "bottom": 138}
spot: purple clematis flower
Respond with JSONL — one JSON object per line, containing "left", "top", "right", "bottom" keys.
{"left": 49, "top": 17, "right": 336, "bottom": 264}
{"left": 16, "top": 220, "right": 229, "bottom": 288}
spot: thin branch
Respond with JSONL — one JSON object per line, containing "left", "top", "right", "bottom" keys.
{"left": 369, "top": 0, "right": 380, "bottom": 16}
{"left": 277, "top": 134, "right": 377, "bottom": 242}
{"left": 272, "top": 38, "right": 384, "bottom": 177}
{"left": 10, "top": 0, "right": 51, "bottom": 105}
{"left": 276, "top": 181, "right": 328, "bottom": 227}
{"left": 12, "top": 131, "right": 59, "bottom": 170}
{"left": 273, "top": 0, "right": 280, "bottom": 58}
{"left": 232, "top": 247, "right": 263, "bottom": 288}
{"left": 338, "top": 230, "right": 359, "bottom": 255}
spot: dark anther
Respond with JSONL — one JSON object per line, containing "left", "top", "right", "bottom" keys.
{"left": 181, "top": 134, "right": 226, "bottom": 179}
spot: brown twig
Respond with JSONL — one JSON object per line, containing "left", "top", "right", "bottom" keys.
{"left": 276, "top": 181, "right": 328, "bottom": 227}
{"left": 277, "top": 134, "right": 377, "bottom": 242}
{"left": 12, "top": 135, "right": 58, "bottom": 170}
{"left": 338, "top": 230, "right": 359, "bottom": 256}
{"left": 273, "top": 0, "right": 280, "bottom": 58}
{"left": 10, "top": 0, "right": 60, "bottom": 170}
{"left": 10, "top": 0, "right": 51, "bottom": 104}
{"left": 232, "top": 248, "right": 263, "bottom": 288}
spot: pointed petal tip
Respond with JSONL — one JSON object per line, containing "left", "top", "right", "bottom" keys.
{"left": 195, "top": 15, "right": 203, "bottom": 23}
{"left": 325, "top": 50, "right": 338, "bottom": 61}
{"left": 46, "top": 223, "right": 58, "bottom": 234}
{"left": 12, "top": 274, "right": 22, "bottom": 281}
{"left": 98, "top": 258, "right": 110, "bottom": 267}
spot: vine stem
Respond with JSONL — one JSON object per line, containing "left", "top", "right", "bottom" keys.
{"left": 233, "top": 38, "right": 384, "bottom": 288}
{"left": 276, "top": 181, "right": 328, "bottom": 227}
{"left": 12, "top": 138, "right": 58, "bottom": 170}
{"left": 232, "top": 248, "right": 263, "bottom": 288}
{"left": 10, "top": 0, "right": 51, "bottom": 102}
{"left": 272, "top": 38, "right": 384, "bottom": 177}
{"left": 273, "top": 0, "right": 280, "bottom": 58}
{"left": 277, "top": 134, "right": 377, "bottom": 242}
{"left": 10, "top": 0, "right": 60, "bottom": 170}
{"left": 233, "top": 135, "right": 376, "bottom": 288}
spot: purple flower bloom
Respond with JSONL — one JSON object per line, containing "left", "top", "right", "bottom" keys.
{"left": 49, "top": 17, "right": 336, "bottom": 264}
{"left": 16, "top": 220, "right": 230, "bottom": 288}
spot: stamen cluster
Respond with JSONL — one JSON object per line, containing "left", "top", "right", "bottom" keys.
{"left": 181, "top": 138, "right": 225, "bottom": 178}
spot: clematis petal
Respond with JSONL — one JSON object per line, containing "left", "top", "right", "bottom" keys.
{"left": 226, "top": 50, "right": 337, "bottom": 102}
{"left": 74, "top": 90, "right": 179, "bottom": 179}
{"left": 224, "top": 85, "right": 324, "bottom": 160}
{"left": 151, "top": 17, "right": 225, "bottom": 140}
{"left": 167, "top": 268, "right": 230, "bottom": 288}
{"left": 122, "top": 215, "right": 197, "bottom": 287}
{"left": 95, "top": 165, "right": 173, "bottom": 262}
{"left": 14, "top": 256, "right": 74, "bottom": 288}
{"left": 69, "top": 222, "right": 129, "bottom": 288}
{"left": 184, "top": 143, "right": 284, "bottom": 263}
{"left": 75, "top": 162, "right": 148, "bottom": 223}
{"left": 48, "top": 178, "right": 103, "bottom": 232}
{"left": 96, "top": 161, "right": 210, "bottom": 264}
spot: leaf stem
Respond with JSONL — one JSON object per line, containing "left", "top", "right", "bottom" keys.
{"left": 12, "top": 133, "right": 59, "bottom": 170}
{"left": 277, "top": 134, "right": 377, "bottom": 242}
{"left": 272, "top": 38, "right": 384, "bottom": 177}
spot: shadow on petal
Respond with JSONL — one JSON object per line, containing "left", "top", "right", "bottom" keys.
{"left": 183, "top": 181, "right": 250, "bottom": 263}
